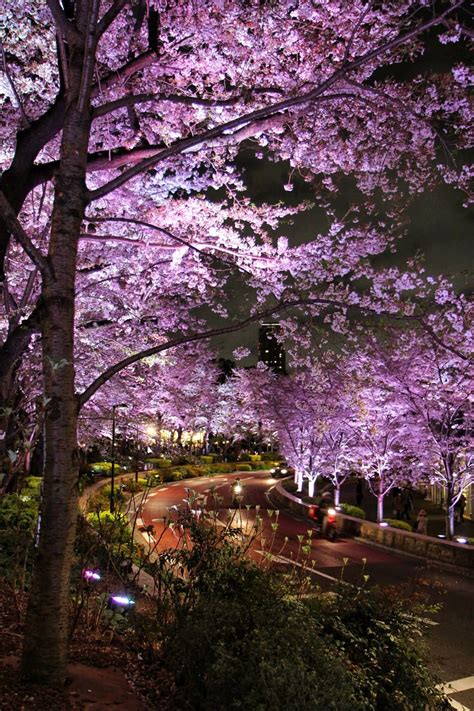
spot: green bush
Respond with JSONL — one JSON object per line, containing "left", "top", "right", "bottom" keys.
{"left": 261, "top": 452, "right": 278, "bottom": 461}
{"left": 199, "top": 455, "right": 214, "bottom": 464}
{"left": 282, "top": 480, "right": 298, "bottom": 494}
{"left": 339, "top": 503, "right": 366, "bottom": 519}
{"left": 249, "top": 453, "right": 261, "bottom": 462}
{"left": 123, "top": 477, "right": 148, "bottom": 493}
{"left": 235, "top": 463, "right": 252, "bottom": 472}
{"left": 162, "top": 469, "right": 185, "bottom": 483}
{"left": 163, "top": 550, "right": 356, "bottom": 710}
{"left": 23, "top": 476, "right": 43, "bottom": 495}
{"left": 89, "top": 461, "right": 112, "bottom": 475}
{"left": 87, "top": 509, "right": 129, "bottom": 532}
{"left": 384, "top": 519, "right": 412, "bottom": 532}
{"left": 157, "top": 517, "right": 447, "bottom": 711}
{"left": 145, "top": 457, "right": 172, "bottom": 469}
{"left": 310, "top": 585, "right": 448, "bottom": 710}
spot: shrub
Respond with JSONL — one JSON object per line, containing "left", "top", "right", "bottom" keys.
{"left": 282, "top": 480, "right": 298, "bottom": 494}
{"left": 87, "top": 509, "right": 130, "bottom": 533}
{"left": 261, "top": 451, "right": 278, "bottom": 461}
{"left": 199, "top": 455, "right": 214, "bottom": 464}
{"left": 384, "top": 519, "right": 412, "bottom": 532}
{"left": 145, "top": 457, "right": 172, "bottom": 469}
{"left": 235, "top": 463, "right": 252, "bottom": 472}
{"left": 249, "top": 453, "right": 261, "bottom": 462}
{"left": 161, "top": 469, "right": 185, "bottom": 483}
{"left": 162, "top": 549, "right": 357, "bottom": 710}
{"left": 123, "top": 478, "right": 148, "bottom": 493}
{"left": 89, "top": 461, "right": 112, "bottom": 475}
{"left": 339, "top": 503, "right": 366, "bottom": 520}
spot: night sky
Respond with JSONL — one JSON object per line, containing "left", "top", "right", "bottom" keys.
{"left": 212, "top": 152, "right": 473, "bottom": 362}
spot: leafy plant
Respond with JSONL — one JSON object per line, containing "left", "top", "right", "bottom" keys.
{"left": 339, "top": 503, "right": 366, "bottom": 519}
{"left": 384, "top": 519, "right": 412, "bottom": 532}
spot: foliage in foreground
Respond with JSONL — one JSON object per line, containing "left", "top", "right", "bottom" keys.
{"left": 131, "top": 513, "right": 448, "bottom": 710}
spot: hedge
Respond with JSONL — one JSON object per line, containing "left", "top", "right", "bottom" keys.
{"left": 339, "top": 503, "right": 366, "bottom": 520}
{"left": 384, "top": 519, "right": 412, "bottom": 532}
{"left": 235, "top": 464, "right": 252, "bottom": 472}
{"left": 145, "top": 458, "right": 172, "bottom": 469}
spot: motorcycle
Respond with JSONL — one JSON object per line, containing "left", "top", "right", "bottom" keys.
{"left": 231, "top": 479, "right": 244, "bottom": 507}
{"left": 311, "top": 504, "right": 338, "bottom": 541}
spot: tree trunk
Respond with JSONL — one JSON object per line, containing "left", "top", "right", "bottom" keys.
{"left": 377, "top": 495, "right": 384, "bottom": 523}
{"left": 21, "top": 17, "right": 92, "bottom": 685}
{"left": 334, "top": 484, "right": 340, "bottom": 506}
{"left": 308, "top": 477, "right": 315, "bottom": 498}
{"left": 296, "top": 470, "right": 303, "bottom": 492}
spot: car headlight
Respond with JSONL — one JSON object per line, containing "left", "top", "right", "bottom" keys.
{"left": 281, "top": 468, "right": 287, "bottom": 474}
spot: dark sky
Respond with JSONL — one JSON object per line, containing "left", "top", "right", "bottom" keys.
{"left": 212, "top": 152, "right": 473, "bottom": 362}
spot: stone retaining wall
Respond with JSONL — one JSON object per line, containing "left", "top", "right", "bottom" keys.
{"left": 272, "top": 481, "right": 474, "bottom": 573}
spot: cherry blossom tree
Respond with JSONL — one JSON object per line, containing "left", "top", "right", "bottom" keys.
{"left": 366, "top": 314, "right": 473, "bottom": 538}
{"left": 0, "top": 0, "right": 471, "bottom": 687}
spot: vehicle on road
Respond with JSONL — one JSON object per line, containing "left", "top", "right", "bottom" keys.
{"left": 269, "top": 464, "right": 295, "bottom": 478}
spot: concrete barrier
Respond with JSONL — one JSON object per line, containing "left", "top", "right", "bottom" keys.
{"left": 271, "top": 480, "right": 474, "bottom": 573}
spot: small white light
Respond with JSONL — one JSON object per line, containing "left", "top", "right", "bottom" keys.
{"left": 437, "top": 534, "right": 446, "bottom": 539}
{"left": 111, "top": 595, "right": 135, "bottom": 606}
{"left": 379, "top": 522, "right": 389, "bottom": 528}
{"left": 281, "top": 468, "right": 287, "bottom": 474}
{"left": 456, "top": 537, "right": 467, "bottom": 544}
{"left": 327, "top": 508, "right": 337, "bottom": 517}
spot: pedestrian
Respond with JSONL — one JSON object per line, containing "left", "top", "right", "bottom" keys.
{"left": 458, "top": 493, "right": 466, "bottom": 523}
{"left": 392, "top": 492, "right": 402, "bottom": 519}
{"left": 356, "top": 478, "right": 364, "bottom": 507}
{"left": 400, "top": 487, "right": 413, "bottom": 521}
{"left": 414, "top": 509, "right": 428, "bottom": 535}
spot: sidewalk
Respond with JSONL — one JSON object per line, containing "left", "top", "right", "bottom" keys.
{"left": 336, "top": 478, "right": 474, "bottom": 540}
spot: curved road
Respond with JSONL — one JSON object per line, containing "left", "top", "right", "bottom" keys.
{"left": 141, "top": 472, "right": 474, "bottom": 710}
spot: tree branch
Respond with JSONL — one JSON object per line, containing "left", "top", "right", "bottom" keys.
{"left": 87, "top": 2, "right": 462, "bottom": 203}
{"left": 46, "top": 0, "right": 80, "bottom": 43}
{"left": 97, "top": 0, "right": 128, "bottom": 37}
{"left": 0, "top": 191, "right": 52, "bottom": 279}
{"left": 92, "top": 86, "right": 285, "bottom": 119}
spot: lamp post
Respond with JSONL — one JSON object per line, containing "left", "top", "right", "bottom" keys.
{"left": 110, "top": 403, "right": 128, "bottom": 513}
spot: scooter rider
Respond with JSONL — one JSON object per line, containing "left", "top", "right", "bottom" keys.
{"left": 231, "top": 477, "right": 243, "bottom": 506}
{"left": 317, "top": 491, "right": 335, "bottom": 533}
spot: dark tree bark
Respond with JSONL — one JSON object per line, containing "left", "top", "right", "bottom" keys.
{"left": 20, "top": 2, "right": 94, "bottom": 685}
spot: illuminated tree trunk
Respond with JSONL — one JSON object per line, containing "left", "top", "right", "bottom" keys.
{"left": 21, "top": 10, "right": 92, "bottom": 685}
{"left": 377, "top": 495, "right": 384, "bottom": 523}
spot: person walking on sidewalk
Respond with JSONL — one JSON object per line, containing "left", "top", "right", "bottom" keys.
{"left": 401, "top": 487, "right": 413, "bottom": 522}
{"left": 414, "top": 509, "right": 428, "bottom": 535}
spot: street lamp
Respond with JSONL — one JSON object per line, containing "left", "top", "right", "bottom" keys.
{"left": 110, "top": 403, "right": 128, "bottom": 513}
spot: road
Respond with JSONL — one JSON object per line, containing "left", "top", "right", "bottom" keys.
{"left": 141, "top": 472, "right": 474, "bottom": 711}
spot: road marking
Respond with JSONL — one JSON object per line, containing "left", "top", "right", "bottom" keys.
{"left": 446, "top": 701, "right": 470, "bottom": 711}
{"left": 255, "top": 551, "right": 341, "bottom": 584}
{"left": 437, "top": 676, "right": 474, "bottom": 694}
{"left": 152, "top": 517, "right": 165, "bottom": 523}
